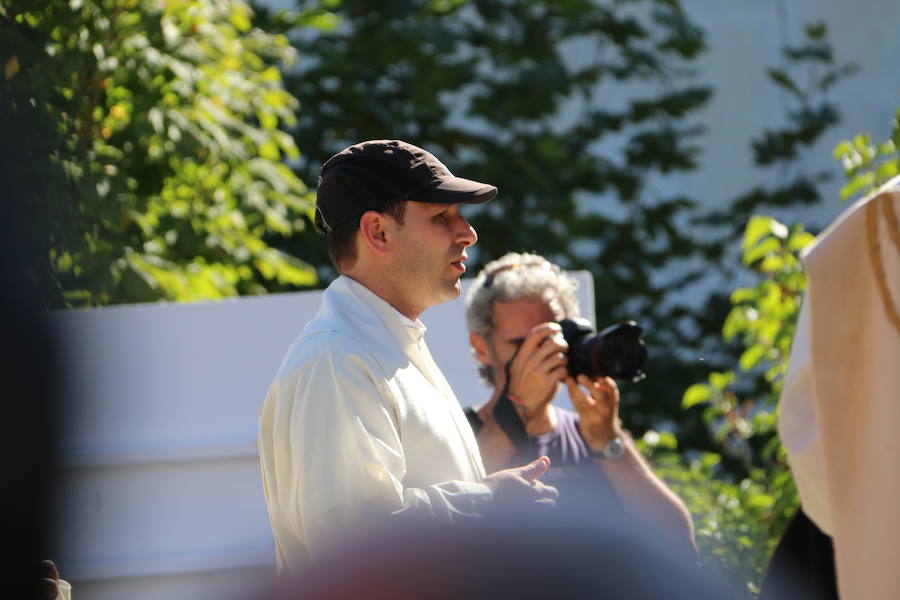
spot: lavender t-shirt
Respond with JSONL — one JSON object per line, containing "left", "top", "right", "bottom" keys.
{"left": 520, "top": 406, "right": 623, "bottom": 514}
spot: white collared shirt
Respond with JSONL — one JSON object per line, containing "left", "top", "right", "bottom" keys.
{"left": 389, "top": 302, "right": 427, "bottom": 336}
{"left": 258, "top": 276, "right": 491, "bottom": 570}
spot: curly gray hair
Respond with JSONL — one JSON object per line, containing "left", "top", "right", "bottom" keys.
{"left": 465, "top": 252, "right": 580, "bottom": 385}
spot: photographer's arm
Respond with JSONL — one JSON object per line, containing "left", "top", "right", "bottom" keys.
{"left": 567, "top": 376, "right": 698, "bottom": 557}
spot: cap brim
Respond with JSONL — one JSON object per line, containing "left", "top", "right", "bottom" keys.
{"left": 412, "top": 176, "right": 497, "bottom": 205}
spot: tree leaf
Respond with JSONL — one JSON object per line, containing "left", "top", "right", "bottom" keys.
{"left": 5, "top": 55, "right": 20, "bottom": 80}
{"left": 682, "top": 383, "right": 712, "bottom": 408}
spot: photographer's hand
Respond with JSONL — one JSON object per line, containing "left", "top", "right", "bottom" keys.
{"left": 566, "top": 375, "right": 623, "bottom": 451}
{"left": 503, "top": 323, "right": 569, "bottom": 413}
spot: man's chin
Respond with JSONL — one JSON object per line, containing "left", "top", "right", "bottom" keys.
{"left": 439, "top": 280, "right": 462, "bottom": 303}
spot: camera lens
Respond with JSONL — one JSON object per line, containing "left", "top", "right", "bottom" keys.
{"left": 559, "top": 318, "right": 648, "bottom": 382}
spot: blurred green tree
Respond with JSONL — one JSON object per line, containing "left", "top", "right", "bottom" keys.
{"left": 0, "top": 0, "right": 315, "bottom": 308}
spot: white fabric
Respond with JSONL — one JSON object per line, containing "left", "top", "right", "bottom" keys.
{"left": 258, "top": 275, "right": 491, "bottom": 570}
{"left": 55, "top": 579, "right": 71, "bottom": 600}
{"left": 778, "top": 176, "right": 900, "bottom": 599}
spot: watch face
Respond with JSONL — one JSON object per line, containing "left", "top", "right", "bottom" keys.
{"left": 603, "top": 436, "right": 625, "bottom": 459}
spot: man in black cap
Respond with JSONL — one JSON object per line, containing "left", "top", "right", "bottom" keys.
{"left": 258, "top": 140, "right": 559, "bottom": 573}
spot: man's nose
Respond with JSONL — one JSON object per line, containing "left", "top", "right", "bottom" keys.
{"left": 455, "top": 215, "right": 478, "bottom": 247}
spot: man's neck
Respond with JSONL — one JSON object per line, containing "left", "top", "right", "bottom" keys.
{"left": 342, "top": 270, "right": 424, "bottom": 321}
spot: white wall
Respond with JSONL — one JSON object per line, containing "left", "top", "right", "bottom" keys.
{"left": 51, "top": 273, "right": 593, "bottom": 600}
{"left": 680, "top": 0, "right": 900, "bottom": 230}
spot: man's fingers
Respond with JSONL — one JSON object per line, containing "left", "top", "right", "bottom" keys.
{"left": 520, "top": 338, "right": 567, "bottom": 375}
{"left": 565, "top": 377, "right": 583, "bottom": 403}
{"left": 533, "top": 497, "right": 558, "bottom": 510}
{"left": 518, "top": 456, "right": 551, "bottom": 482}
{"left": 579, "top": 374, "right": 619, "bottom": 409}
{"left": 566, "top": 377, "right": 596, "bottom": 411}
{"left": 517, "top": 323, "right": 566, "bottom": 362}
{"left": 532, "top": 480, "right": 560, "bottom": 501}
{"left": 577, "top": 374, "right": 594, "bottom": 388}
{"left": 541, "top": 353, "right": 569, "bottom": 377}
{"left": 546, "top": 362, "right": 569, "bottom": 381}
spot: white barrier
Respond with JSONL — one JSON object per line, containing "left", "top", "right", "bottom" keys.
{"left": 51, "top": 273, "right": 593, "bottom": 600}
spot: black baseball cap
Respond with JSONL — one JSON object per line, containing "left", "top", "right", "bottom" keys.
{"left": 314, "top": 139, "right": 498, "bottom": 233}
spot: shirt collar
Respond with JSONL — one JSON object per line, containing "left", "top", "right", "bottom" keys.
{"left": 391, "top": 306, "right": 427, "bottom": 338}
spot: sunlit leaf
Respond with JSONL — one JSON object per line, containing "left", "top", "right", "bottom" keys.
{"left": 5, "top": 55, "right": 20, "bottom": 80}
{"left": 739, "top": 344, "right": 766, "bottom": 371}
{"left": 682, "top": 383, "right": 711, "bottom": 408}
{"left": 742, "top": 215, "right": 774, "bottom": 251}
{"left": 709, "top": 371, "right": 735, "bottom": 391}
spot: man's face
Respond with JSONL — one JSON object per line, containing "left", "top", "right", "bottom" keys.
{"left": 387, "top": 201, "right": 477, "bottom": 312}
{"left": 477, "top": 296, "right": 558, "bottom": 378}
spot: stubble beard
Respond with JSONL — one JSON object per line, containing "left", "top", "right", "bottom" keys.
{"left": 433, "top": 246, "right": 466, "bottom": 304}
{"left": 397, "top": 249, "right": 463, "bottom": 311}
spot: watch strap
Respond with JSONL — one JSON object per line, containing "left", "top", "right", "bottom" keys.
{"left": 592, "top": 434, "right": 625, "bottom": 461}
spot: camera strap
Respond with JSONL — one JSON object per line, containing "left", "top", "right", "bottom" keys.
{"left": 493, "top": 390, "right": 531, "bottom": 456}
{"left": 492, "top": 351, "right": 531, "bottom": 456}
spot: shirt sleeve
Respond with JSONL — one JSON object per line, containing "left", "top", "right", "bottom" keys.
{"left": 264, "top": 334, "right": 493, "bottom": 559}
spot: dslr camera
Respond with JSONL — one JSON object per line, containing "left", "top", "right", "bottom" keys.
{"left": 559, "top": 318, "right": 648, "bottom": 382}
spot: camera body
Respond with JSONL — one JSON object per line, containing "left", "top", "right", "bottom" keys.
{"left": 559, "top": 318, "right": 648, "bottom": 382}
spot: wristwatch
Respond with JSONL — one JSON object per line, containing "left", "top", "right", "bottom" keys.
{"left": 592, "top": 434, "right": 625, "bottom": 461}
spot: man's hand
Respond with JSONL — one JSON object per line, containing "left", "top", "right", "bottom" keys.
{"left": 483, "top": 456, "right": 559, "bottom": 510}
{"left": 504, "top": 323, "right": 569, "bottom": 412}
{"left": 40, "top": 559, "right": 60, "bottom": 600}
{"left": 566, "top": 375, "right": 623, "bottom": 452}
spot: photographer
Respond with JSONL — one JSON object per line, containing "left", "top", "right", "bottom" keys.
{"left": 464, "top": 252, "right": 696, "bottom": 554}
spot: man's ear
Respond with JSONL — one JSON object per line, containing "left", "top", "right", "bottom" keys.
{"left": 469, "top": 331, "right": 493, "bottom": 365}
{"left": 358, "top": 211, "right": 390, "bottom": 257}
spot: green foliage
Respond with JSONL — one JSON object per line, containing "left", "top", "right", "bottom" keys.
{"left": 0, "top": 0, "right": 315, "bottom": 307}
{"left": 834, "top": 109, "right": 900, "bottom": 200}
{"left": 643, "top": 435, "right": 798, "bottom": 599}
{"left": 686, "top": 217, "right": 811, "bottom": 468}
{"left": 664, "top": 105, "right": 900, "bottom": 596}
{"left": 642, "top": 217, "right": 811, "bottom": 596}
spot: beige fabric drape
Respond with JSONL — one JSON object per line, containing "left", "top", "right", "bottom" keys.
{"left": 779, "top": 176, "right": 900, "bottom": 599}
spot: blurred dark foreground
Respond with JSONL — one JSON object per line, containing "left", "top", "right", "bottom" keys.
{"left": 275, "top": 511, "right": 727, "bottom": 600}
